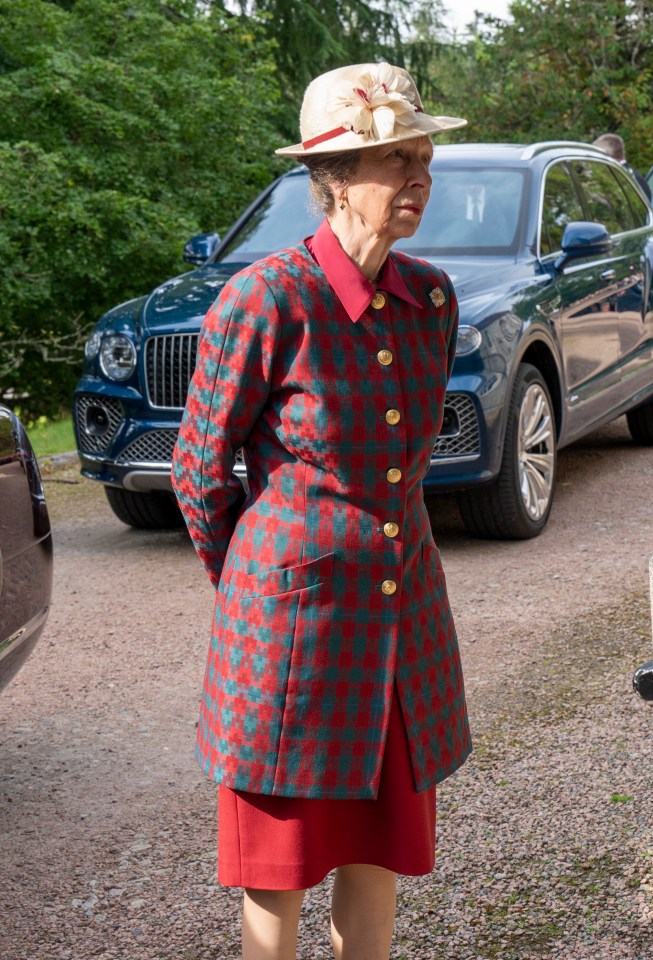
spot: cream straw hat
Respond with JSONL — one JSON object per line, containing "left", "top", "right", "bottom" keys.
{"left": 276, "top": 62, "right": 467, "bottom": 158}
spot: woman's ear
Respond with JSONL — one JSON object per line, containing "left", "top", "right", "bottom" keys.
{"left": 327, "top": 180, "right": 342, "bottom": 208}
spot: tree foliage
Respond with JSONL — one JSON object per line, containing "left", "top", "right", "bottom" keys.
{"left": 400, "top": 1, "right": 473, "bottom": 117}
{"left": 444, "top": 0, "right": 653, "bottom": 171}
{"left": 227, "top": 1, "right": 418, "bottom": 136}
{"left": 0, "top": 0, "right": 282, "bottom": 418}
{"left": 4, "top": 0, "right": 653, "bottom": 418}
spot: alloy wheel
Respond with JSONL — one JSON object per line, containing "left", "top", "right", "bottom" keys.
{"left": 518, "top": 383, "right": 555, "bottom": 521}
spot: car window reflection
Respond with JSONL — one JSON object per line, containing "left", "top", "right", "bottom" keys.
{"left": 570, "top": 160, "right": 634, "bottom": 234}
{"left": 217, "top": 167, "right": 528, "bottom": 264}
{"left": 540, "top": 162, "right": 584, "bottom": 256}
{"left": 219, "top": 175, "right": 321, "bottom": 263}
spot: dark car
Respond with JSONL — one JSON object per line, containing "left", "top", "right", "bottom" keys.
{"left": 74, "top": 141, "right": 653, "bottom": 539}
{"left": 633, "top": 659, "right": 653, "bottom": 700}
{"left": 633, "top": 557, "right": 653, "bottom": 701}
{"left": 0, "top": 405, "right": 53, "bottom": 692}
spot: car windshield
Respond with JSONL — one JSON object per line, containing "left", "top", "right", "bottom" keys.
{"left": 396, "top": 167, "right": 527, "bottom": 255}
{"left": 217, "top": 173, "right": 322, "bottom": 263}
{"left": 217, "top": 166, "right": 526, "bottom": 263}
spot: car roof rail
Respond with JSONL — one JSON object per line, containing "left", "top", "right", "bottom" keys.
{"left": 520, "top": 141, "right": 608, "bottom": 160}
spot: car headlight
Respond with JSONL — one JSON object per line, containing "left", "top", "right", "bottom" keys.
{"left": 456, "top": 325, "right": 482, "bottom": 356}
{"left": 84, "top": 330, "right": 102, "bottom": 360}
{"left": 99, "top": 334, "right": 137, "bottom": 381}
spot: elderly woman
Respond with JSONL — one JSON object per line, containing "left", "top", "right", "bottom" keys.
{"left": 172, "top": 62, "right": 472, "bottom": 960}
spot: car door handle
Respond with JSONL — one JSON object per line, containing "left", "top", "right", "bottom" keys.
{"left": 600, "top": 269, "right": 617, "bottom": 281}
{"left": 536, "top": 298, "right": 560, "bottom": 318}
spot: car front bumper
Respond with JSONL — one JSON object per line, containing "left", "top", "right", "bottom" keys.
{"left": 74, "top": 374, "right": 505, "bottom": 494}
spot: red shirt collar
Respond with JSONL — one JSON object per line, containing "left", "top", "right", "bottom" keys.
{"left": 305, "top": 219, "right": 422, "bottom": 322}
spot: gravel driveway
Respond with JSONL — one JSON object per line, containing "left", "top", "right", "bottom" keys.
{"left": 1, "top": 418, "right": 652, "bottom": 960}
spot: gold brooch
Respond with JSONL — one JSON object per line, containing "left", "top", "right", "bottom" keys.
{"left": 429, "top": 287, "right": 446, "bottom": 308}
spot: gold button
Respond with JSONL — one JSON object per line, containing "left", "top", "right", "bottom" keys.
{"left": 371, "top": 292, "right": 386, "bottom": 310}
{"left": 383, "top": 522, "right": 399, "bottom": 538}
{"left": 381, "top": 579, "right": 397, "bottom": 595}
{"left": 386, "top": 468, "right": 402, "bottom": 484}
{"left": 377, "top": 349, "right": 393, "bottom": 365}
{"left": 385, "top": 409, "right": 401, "bottom": 425}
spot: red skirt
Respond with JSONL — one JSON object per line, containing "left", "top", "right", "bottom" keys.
{"left": 217, "top": 686, "right": 436, "bottom": 890}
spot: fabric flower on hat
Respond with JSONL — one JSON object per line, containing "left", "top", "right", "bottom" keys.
{"left": 328, "top": 62, "right": 421, "bottom": 142}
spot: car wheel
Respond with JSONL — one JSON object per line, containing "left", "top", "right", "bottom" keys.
{"left": 457, "top": 363, "right": 557, "bottom": 540}
{"left": 104, "top": 487, "right": 184, "bottom": 530}
{"left": 626, "top": 401, "right": 653, "bottom": 445}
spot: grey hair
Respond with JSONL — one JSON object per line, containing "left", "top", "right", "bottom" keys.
{"left": 299, "top": 151, "right": 362, "bottom": 216}
{"left": 593, "top": 133, "right": 626, "bottom": 161}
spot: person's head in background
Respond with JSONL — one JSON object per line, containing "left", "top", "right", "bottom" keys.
{"left": 593, "top": 133, "right": 627, "bottom": 162}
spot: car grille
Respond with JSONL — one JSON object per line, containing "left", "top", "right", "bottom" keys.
{"left": 116, "top": 429, "right": 179, "bottom": 464}
{"left": 432, "top": 395, "right": 480, "bottom": 459}
{"left": 75, "top": 395, "right": 124, "bottom": 453}
{"left": 116, "top": 430, "right": 246, "bottom": 466}
{"left": 145, "top": 334, "right": 198, "bottom": 409}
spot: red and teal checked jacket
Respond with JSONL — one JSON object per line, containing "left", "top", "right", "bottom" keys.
{"left": 172, "top": 219, "right": 471, "bottom": 800}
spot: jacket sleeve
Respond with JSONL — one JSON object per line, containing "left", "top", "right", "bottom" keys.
{"left": 171, "top": 269, "right": 280, "bottom": 589}
{"left": 442, "top": 269, "right": 459, "bottom": 383}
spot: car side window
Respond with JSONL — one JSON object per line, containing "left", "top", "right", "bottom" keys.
{"left": 540, "top": 162, "right": 584, "bottom": 257}
{"left": 610, "top": 164, "right": 650, "bottom": 228}
{"left": 570, "top": 160, "right": 634, "bottom": 234}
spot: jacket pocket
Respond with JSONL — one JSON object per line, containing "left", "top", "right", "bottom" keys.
{"left": 422, "top": 540, "right": 446, "bottom": 598}
{"left": 238, "top": 551, "right": 335, "bottom": 599}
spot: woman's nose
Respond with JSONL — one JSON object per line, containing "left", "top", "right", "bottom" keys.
{"left": 408, "top": 160, "right": 432, "bottom": 189}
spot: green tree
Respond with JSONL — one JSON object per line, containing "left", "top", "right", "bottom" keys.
{"left": 455, "top": 0, "right": 653, "bottom": 169}
{"left": 401, "top": 1, "right": 473, "bottom": 122}
{"left": 229, "top": 1, "right": 416, "bottom": 135}
{"left": 0, "top": 0, "right": 283, "bottom": 418}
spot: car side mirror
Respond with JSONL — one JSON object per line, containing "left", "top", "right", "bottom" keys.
{"left": 554, "top": 221, "right": 612, "bottom": 271}
{"left": 183, "top": 232, "right": 221, "bottom": 265}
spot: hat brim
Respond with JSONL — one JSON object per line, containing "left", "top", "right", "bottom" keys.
{"left": 275, "top": 115, "right": 467, "bottom": 158}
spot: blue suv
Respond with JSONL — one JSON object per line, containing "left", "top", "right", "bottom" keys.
{"left": 74, "top": 142, "right": 653, "bottom": 538}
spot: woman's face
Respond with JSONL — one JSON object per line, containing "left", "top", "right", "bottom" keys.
{"left": 342, "top": 135, "right": 433, "bottom": 241}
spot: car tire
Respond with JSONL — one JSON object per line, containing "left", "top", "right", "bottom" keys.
{"left": 456, "top": 364, "right": 557, "bottom": 540}
{"left": 104, "top": 487, "right": 184, "bottom": 530}
{"left": 626, "top": 401, "right": 653, "bottom": 445}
